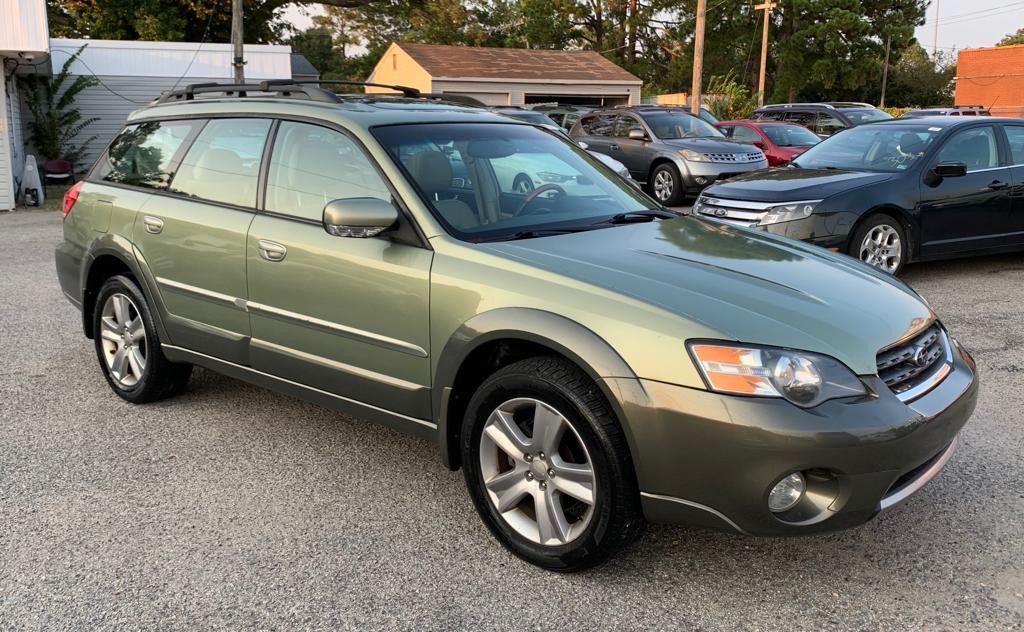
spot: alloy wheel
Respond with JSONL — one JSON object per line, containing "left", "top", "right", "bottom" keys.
{"left": 653, "top": 170, "right": 674, "bottom": 201}
{"left": 98, "top": 293, "right": 147, "bottom": 387}
{"left": 858, "top": 224, "right": 902, "bottom": 274}
{"left": 478, "top": 397, "right": 596, "bottom": 546}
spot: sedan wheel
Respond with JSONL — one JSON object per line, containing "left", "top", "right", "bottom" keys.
{"left": 99, "top": 293, "right": 147, "bottom": 387}
{"left": 479, "top": 397, "right": 596, "bottom": 546}
{"left": 858, "top": 223, "right": 903, "bottom": 274}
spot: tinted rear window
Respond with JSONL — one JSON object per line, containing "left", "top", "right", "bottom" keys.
{"left": 94, "top": 121, "right": 198, "bottom": 189}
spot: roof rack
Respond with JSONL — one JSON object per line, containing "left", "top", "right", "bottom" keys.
{"left": 759, "top": 102, "right": 837, "bottom": 110}
{"left": 824, "top": 101, "right": 875, "bottom": 108}
{"left": 154, "top": 81, "right": 345, "bottom": 105}
{"left": 154, "top": 79, "right": 426, "bottom": 106}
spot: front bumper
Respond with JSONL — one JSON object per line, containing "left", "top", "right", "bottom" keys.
{"left": 606, "top": 339, "right": 978, "bottom": 535}
{"left": 678, "top": 158, "right": 770, "bottom": 193}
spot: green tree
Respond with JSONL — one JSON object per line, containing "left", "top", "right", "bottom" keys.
{"left": 19, "top": 45, "right": 100, "bottom": 169}
{"left": 288, "top": 26, "right": 341, "bottom": 75}
{"left": 885, "top": 45, "right": 956, "bottom": 107}
{"left": 48, "top": 0, "right": 391, "bottom": 43}
{"left": 997, "top": 27, "right": 1024, "bottom": 46}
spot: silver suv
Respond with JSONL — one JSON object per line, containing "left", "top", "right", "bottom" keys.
{"left": 570, "top": 107, "right": 767, "bottom": 205}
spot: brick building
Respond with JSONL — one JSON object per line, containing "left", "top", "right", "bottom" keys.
{"left": 955, "top": 44, "right": 1024, "bottom": 117}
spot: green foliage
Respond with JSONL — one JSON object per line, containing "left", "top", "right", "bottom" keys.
{"left": 885, "top": 45, "right": 956, "bottom": 107}
{"left": 704, "top": 72, "right": 757, "bottom": 120}
{"left": 997, "top": 27, "right": 1024, "bottom": 46}
{"left": 19, "top": 45, "right": 100, "bottom": 169}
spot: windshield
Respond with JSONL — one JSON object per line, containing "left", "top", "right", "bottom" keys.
{"left": 792, "top": 125, "right": 940, "bottom": 172}
{"left": 843, "top": 108, "right": 893, "bottom": 124}
{"left": 373, "top": 123, "right": 659, "bottom": 241}
{"left": 761, "top": 124, "right": 821, "bottom": 147}
{"left": 498, "top": 110, "right": 559, "bottom": 127}
{"left": 641, "top": 112, "right": 723, "bottom": 139}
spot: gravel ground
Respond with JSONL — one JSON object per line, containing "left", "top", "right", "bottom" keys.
{"left": 1, "top": 210, "right": 1022, "bottom": 631}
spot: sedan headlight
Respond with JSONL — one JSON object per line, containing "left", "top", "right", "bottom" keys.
{"left": 688, "top": 342, "right": 866, "bottom": 408}
{"left": 680, "top": 149, "right": 709, "bottom": 162}
{"left": 757, "top": 200, "right": 821, "bottom": 226}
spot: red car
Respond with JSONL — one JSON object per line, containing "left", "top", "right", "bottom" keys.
{"left": 714, "top": 120, "right": 821, "bottom": 166}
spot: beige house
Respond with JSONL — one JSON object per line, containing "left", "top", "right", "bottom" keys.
{"left": 367, "top": 42, "right": 642, "bottom": 107}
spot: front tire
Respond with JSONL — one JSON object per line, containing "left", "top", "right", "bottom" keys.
{"left": 461, "top": 356, "right": 643, "bottom": 571}
{"left": 849, "top": 215, "right": 907, "bottom": 275}
{"left": 93, "top": 275, "right": 192, "bottom": 403}
{"left": 648, "top": 163, "right": 685, "bottom": 206}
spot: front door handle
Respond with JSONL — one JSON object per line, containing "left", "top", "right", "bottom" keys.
{"left": 257, "top": 239, "right": 287, "bottom": 262}
{"left": 609, "top": 144, "right": 621, "bottom": 151}
{"left": 987, "top": 181, "right": 1009, "bottom": 191}
{"left": 142, "top": 216, "right": 164, "bottom": 234}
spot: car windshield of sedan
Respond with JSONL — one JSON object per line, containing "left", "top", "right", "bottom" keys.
{"left": 762, "top": 124, "right": 821, "bottom": 147}
{"left": 791, "top": 125, "right": 941, "bottom": 172}
{"left": 373, "top": 123, "right": 660, "bottom": 241}
{"left": 640, "top": 112, "right": 724, "bottom": 139}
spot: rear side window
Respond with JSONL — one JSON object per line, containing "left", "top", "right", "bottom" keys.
{"left": 265, "top": 121, "right": 390, "bottom": 222}
{"left": 1005, "top": 126, "right": 1024, "bottom": 164}
{"left": 169, "top": 118, "right": 271, "bottom": 208}
{"left": 783, "top": 111, "right": 816, "bottom": 128}
{"left": 580, "top": 113, "right": 616, "bottom": 136}
{"left": 95, "top": 121, "right": 197, "bottom": 189}
{"left": 755, "top": 110, "right": 786, "bottom": 121}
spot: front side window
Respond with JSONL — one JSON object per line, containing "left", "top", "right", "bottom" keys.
{"left": 613, "top": 115, "right": 642, "bottom": 137}
{"left": 266, "top": 121, "right": 390, "bottom": 221}
{"left": 793, "top": 125, "right": 941, "bottom": 172}
{"left": 762, "top": 124, "right": 821, "bottom": 147}
{"left": 731, "top": 125, "right": 762, "bottom": 144}
{"left": 1004, "top": 125, "right": 1024, "bottom": 164}
{"left": 169, "top": 118, "right": 271, "bottom": 207}
{"left": 935, "top": 126, "right": 999, "bottom": 172}
{"left": 95, "top": 121, "right": 197, "bottom": 189}
{"left": 783, "top": 111, "right": 816, "bottom": 128}
{"left": 814, "top": 113, "right": 845, "bottom": 136}
{"left": 843, "top": 109, "right": 894, "bottom": 124}
{"left": 641, "top": 112, "right": 722, "bottom": 139}
{"left": 373, "top": 122, "right": 658, "bottom": 241}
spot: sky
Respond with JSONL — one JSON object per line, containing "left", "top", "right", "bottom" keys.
{"left": 283, "top": 0, "right": 1024, "bottom": 53}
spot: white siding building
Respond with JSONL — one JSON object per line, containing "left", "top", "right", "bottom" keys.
{"left": 1, "top": 0, "right": 49, "bottom": 211}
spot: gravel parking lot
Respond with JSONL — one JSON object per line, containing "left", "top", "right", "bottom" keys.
{"left": 1, "top": 210, "right": 1022, "bottom": 631}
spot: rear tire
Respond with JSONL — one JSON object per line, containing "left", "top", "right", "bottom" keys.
{"left": 648, "top": 163, "right": 685, "bottom": 206}
{"left": 92, "top": 275, "right": 192, "bottom": 403}
{"left": 461, "top": 356, "right": 643, "bottom": 571}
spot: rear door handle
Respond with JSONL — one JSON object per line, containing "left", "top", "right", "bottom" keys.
{"left": 257, "top": 239, "right": 287, "bottom": 262}
{"left": 142, "top": 216, "right": 163, "bottom": 234}
{"left": 987, "top": 181, "right": 1009, "bottom": 191}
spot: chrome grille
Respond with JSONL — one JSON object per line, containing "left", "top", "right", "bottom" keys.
{"left": 876, "top": 325, "right": 947, "bottom": 396}
{"left": 694, "top": 196, "right": 774, "bottom": 225}
{"left": 704, "top": 152, "right": 764, "bottom": 163}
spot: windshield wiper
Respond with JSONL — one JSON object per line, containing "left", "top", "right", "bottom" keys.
{"left": 477, "top": 227, "right": 595, "bottom": 242}
{"left": 599, "top": 210, "right": 679, "bottom": 225}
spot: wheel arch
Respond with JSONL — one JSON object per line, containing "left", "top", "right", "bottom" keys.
{"left": 846, "top": 205, "right": 915, "bottom": 261}
{"left": 434, "top": 308, "right": 639, "bottom": 471}
{"left": 80, "top": 239, "right": 169, "bottom": 342}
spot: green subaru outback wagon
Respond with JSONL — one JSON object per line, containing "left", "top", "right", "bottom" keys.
{"left": 56, "top": 82, "right": 978, "bottom": 571}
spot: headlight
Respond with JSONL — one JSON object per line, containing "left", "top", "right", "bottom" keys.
{"left": 757, "top": 200, "right": 821, "bottom": 225}
{"left": 687, "top": 342, "right": 866, "bottom": 408}
{"left": 680, "top": 149, "right": 709, "bottom": 162}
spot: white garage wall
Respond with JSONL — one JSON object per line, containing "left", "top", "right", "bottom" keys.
{"left": 433, "top": 80, "right": 640, "bottom": 107}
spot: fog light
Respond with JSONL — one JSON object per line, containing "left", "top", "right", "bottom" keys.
{"left": 768, "top": 472, "right": 806, "bottom": 513}
{"left": 694, "top": 176, "right": 710, "bottom": 185}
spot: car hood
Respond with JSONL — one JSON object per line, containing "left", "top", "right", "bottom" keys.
{"left": 482, "top": 218, "right": 932, "bottom": 375}
{"left": 661, "top": 137, "right": 760, "bottom": 154}
{"left": 703, "top": 168, "right": 894, "bottom": 202}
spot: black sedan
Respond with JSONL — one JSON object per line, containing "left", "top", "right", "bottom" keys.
{"left": 692, "top": 117, "right": 1024, "bottom": 274}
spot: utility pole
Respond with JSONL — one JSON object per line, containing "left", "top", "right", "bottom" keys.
{"left": 755, "top": 1, "right": 777, "bottom": 107}
{"left": 879, "top": 33, "right": 891, "bottom": 108}
{"left": 231, "top": 0, "right": 245, "bottom": 83}
{"left": 691, "top": 0, "right": 707, "bottom": 116}
{"left": 628, "top": 0, "right": 638, "bottom": 65}
{"left": 931, "top": 0, "right": 940, "bottom": 57}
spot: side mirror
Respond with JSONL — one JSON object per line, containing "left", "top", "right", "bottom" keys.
{"left": 753, "top": 140, "right": 766, "bottom": 149}
{"left": 577, "top": 140, "right": 589, "bottom": 150}
{"left": 628, "top": 128, "right": 647, "bottom": 141}
{"left": 323, "top": 197, "right": 398, "bottom": 238}
{"left": 924, "top": 161, "right": 967, "bottom": 187}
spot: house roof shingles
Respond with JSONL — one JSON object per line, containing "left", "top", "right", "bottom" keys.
{"left": 397, "top": 42, "right": 641, "bottom": 83}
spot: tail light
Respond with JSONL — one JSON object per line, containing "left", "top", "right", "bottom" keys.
{"left": 62, "top": 181, "right": 84, "bottom": 221}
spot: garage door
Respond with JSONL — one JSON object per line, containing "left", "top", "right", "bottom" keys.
{"left": 442, "top": 91, "right": 509, "bottom": 106}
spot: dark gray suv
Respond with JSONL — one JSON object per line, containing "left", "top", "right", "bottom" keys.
{"left": 569, "top": 107, "right": 767, "bottom": 205}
